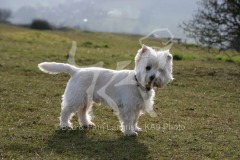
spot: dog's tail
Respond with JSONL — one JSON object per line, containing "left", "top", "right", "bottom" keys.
{"left": 38, "top": 62, "right": 77, "bottom": 76}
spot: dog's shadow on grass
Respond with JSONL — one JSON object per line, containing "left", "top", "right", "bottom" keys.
{"left": 48, "top": 129, "right": 149, "bottom": 159}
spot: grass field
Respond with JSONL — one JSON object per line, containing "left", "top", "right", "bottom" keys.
{"left": 0, "top": 23, "right": 240, "bottom": 159}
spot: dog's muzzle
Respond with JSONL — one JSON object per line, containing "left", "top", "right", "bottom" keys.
{"left": 135, "top": 75, "right": 153, "bottom": 92}
{"left": 145, "top": 80, "right": 161, "bottom": 90}
{"left": 153, "top": 81, "right": 161, "bottom": 88}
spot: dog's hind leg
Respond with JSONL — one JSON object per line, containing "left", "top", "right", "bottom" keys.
{"left": 77, "top": 102, "right": 95, "bottom": 127}
{"left": 60, "top": 105, "right": 74, "bottom": 129}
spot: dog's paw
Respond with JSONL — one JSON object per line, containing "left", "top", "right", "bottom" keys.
{"left": 59, "top": 126, "right": 73, "bottom": 130}
{"left": 124, "top": 131, "right": 138, "bottom": 136}
{"left": 81, "top": 122, "right": 95, "bottom": 128}
{"left": 134, "top": 127, "right": 142, "bottom": 132}
{"left": 60, "top": 122, "right": 73, "bottom": 130}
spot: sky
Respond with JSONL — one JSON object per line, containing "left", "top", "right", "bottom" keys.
{"left": 1, "top": 0, "right": 199, "bottom": 41}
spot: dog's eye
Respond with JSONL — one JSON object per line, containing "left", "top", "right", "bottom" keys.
{"left": 146, "top": 66, "right": 151, "bottom": 71}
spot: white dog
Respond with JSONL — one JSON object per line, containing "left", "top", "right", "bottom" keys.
{"left": 38, "top": 45, "right": 173, "bottom": 136}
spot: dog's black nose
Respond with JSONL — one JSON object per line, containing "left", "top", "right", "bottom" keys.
{"left": 150, "top": 75, "right": 155, "bottom": 81}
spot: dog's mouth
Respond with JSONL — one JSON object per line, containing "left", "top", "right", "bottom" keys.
{"left": 145, "top": 84, "right": 152, "bottom": 91}
{"left": 153, "top": 82, "right": 161, "bottom": 88}
{"left": 145, "top": 81, "right": 162, "bottom": 91}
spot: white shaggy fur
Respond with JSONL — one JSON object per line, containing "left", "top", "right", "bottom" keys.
{"left": 38, "top": 45, "right": 173, "bottom": 136}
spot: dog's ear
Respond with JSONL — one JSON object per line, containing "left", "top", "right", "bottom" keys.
{"left": 165, "top": 50, "right": 172, "bottom": 60}
{"left": 135, "top": 45, "right": 148, "bottom": 63}
{"left": 167, "top": 54, "right": 172, "bottom": 60}
{"left": 141, "top": 44, "right": 148, "bottom": 54}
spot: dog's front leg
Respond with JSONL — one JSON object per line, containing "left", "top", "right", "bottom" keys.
{"left": 133, "top": 110, "right": 142, "bottom": 132}
{"left": 118, "top": 109, "right": 139, "bottom": 136}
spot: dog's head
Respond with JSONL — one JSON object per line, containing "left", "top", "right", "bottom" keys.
{"left": 134, "top": 45, "right": 173, "bottom": 91}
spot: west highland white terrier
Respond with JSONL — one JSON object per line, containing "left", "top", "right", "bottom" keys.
{"left": 38, "top": 45, "right": 173, "bottom": 136}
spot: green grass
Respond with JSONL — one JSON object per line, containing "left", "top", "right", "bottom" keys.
{"left": 0, "top": 23, "right": 240, "bottom": 159}
{"left": 216, "top": 55, "right": 240, "bottom": 63}
{"left": 172, "top": 52, "right": 197, "bottom": 60}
